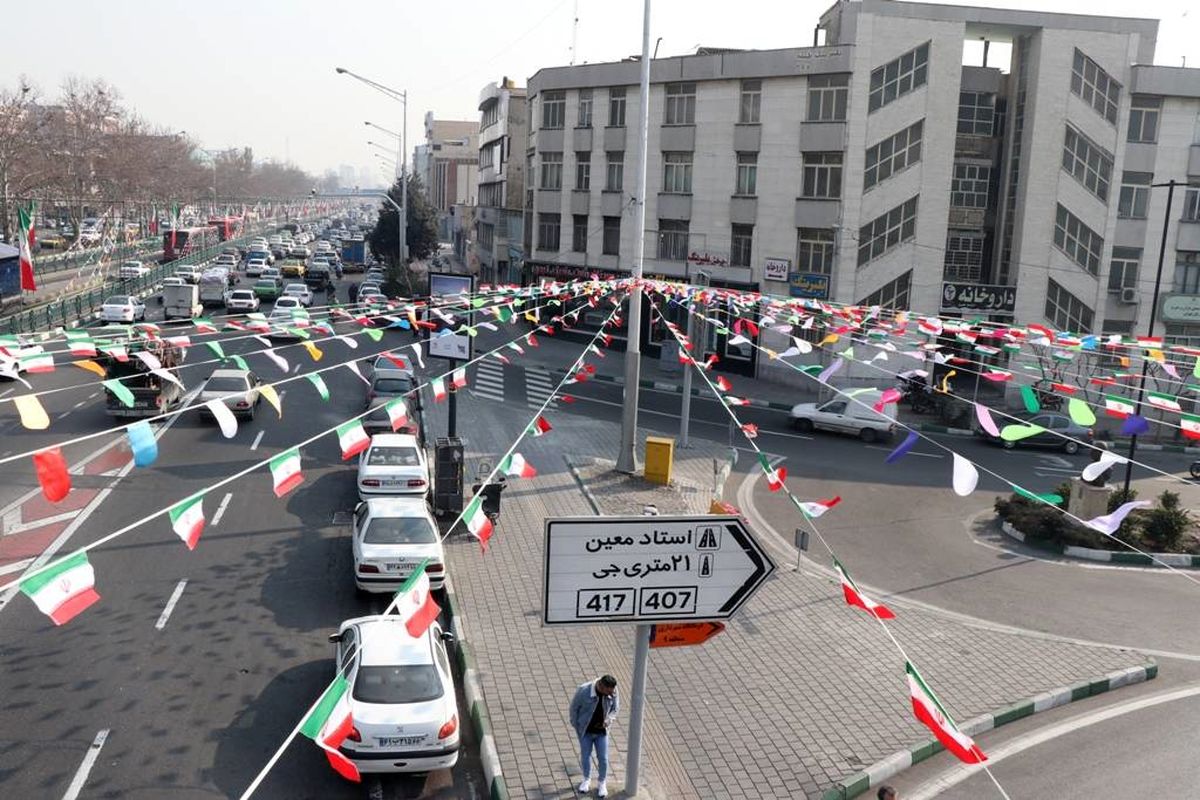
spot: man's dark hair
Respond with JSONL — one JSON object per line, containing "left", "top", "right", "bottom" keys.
{"left": 877, "top": 786, "right": 896, "bottom": 800}
{"left": 598, "top": 675, "right": 617, "bottom": 689}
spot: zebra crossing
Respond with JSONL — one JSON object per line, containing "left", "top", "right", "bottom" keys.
{"left": 471, "top": 359, "right": 507, "bottom": 403}
{"left": 524, "top": 364, "right": 559, "bottom": 411}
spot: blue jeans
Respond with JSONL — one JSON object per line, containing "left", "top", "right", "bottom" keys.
{"left": 579, "top": 732, "right": 609, "bottom": 781}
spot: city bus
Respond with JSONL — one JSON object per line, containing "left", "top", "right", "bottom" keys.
{"left": 162, "top": 226, "right": 219, "bottom": 262}
{"left": 207, "top": 216, "right": 243, "bottom": 242}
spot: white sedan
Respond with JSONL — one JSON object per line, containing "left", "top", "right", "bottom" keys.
{"left": 329, "top": 616, "right": 460, "bottom": 774}
{"left": 225, "top": 289, "right": 260, "bottom": 312}
{"left": 118, "top": 260, "right": 150, "bottom": 278}
{"left": 198, "top": 368, "right": 262, "bottom": 420}
{"left": 100, "top": 295, "right": 146, "bottom": 322}
{"left": 352, "top": 497, "right": 445, "bottom": 592}
{"left": 357, "top": 434, "right": 430, "bottom": 499}
{"left": 282, "top": 282, "right": 313, "bottom": 307}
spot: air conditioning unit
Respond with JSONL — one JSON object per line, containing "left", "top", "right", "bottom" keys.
{"left": 1119, "top": 287, "right": 1140, "bottom": 305}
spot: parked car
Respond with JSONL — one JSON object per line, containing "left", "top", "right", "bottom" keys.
{"left": 977, "top": 411, "right": 1093, "bottom": 455}
{"left": 282, "top": 282, "right": 313, "bottom": 307}
{"left": 252, "top": 278, "right": 282, "bottom": 301}
{"left": 352, "top": 497, "right": 445, "bottom": 592}
{"left": 789, "top": 391, "right": 896, "bottom": 443}
{"left": 118, "top": 260, "right": 150, "bottom": 279}
{"left": 198, "top": 368, "right": 262, "bottom": 420}
{"left": 364, "top": 369, "right": 419, "bottom": 434}
{"left": 100, "top": 295, "right": 146, "bottom": 323}
{"left": 357, "top": 433, "right": 430, "bottom": 498}
{"left": 327, "top": 615, "right": 460, "bottom": 774}
{"left": 225, "top": 289, "right": 261, "bottom": 312}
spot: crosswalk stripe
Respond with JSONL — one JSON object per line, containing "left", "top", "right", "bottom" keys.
{"left": 525, "top": 366, "right": 559, "bottom": 409}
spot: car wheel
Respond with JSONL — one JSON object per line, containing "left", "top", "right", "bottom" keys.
{"left": 859, "top": 428, "right": 878, "bottom": 443}
{"left": 793, "top": 418, "right": 814, "bottom": 433}
{"left": 1002, "top": 440, "right": 1016, "bottom": 450}
{"left": 1063, "top": 440, "right": 1080, "bottom": 455}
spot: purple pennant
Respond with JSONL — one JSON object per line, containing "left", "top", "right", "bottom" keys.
{"left": 1120, "top": 414, "right": 1150, "bottom": 436}
{"left": 885, "top": 431, "right": 919, "bottom": 464}
{"left": 818, "top": 358, "right": 843, "bottom": 384}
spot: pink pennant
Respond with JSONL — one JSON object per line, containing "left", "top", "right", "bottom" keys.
{"left": 975, "top": 404, "right": 1000, "bottom": 437}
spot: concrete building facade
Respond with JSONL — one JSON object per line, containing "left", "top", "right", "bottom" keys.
{"left": 420, "top": 113, "right": 479, "bottom": 240}
{"left": 473, "top": 78, "right": 528, "bottom": 285}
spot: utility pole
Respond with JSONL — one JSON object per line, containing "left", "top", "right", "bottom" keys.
{"left": 615, "top": 0, "right": 652, "bottom": 476}
{"left": 448, "top": 358, "right": 458, "bottom": 438}
{"left": 679, "top": 269, "right": 709, "bottom": 448}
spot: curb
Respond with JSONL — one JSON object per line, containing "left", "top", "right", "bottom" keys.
{"left": 1097, "top": 439, "right": 1200, "bottom": 454}
{"left": 442, "top": 579, "right": 509, "bottom": 800}
{"left": 820, "top": 660, "right": 1158, "bottom": 800}
{"left": 998, "top": 519, "right": 1200, "bottom": 567}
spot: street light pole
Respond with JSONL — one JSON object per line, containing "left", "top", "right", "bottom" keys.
{"left": 1122, "top": 179, "right": 1180, "bottom": 494}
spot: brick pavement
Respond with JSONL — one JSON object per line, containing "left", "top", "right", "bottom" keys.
{"left": 430, "top": 367, "right": 1155, "bottom": 800}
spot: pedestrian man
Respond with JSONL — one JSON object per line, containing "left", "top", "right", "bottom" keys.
{"left": 347, "top": 281, "right": 359, "bottom": 305}
{"left": 569, "top": 674, "right": 619, "bottom": 797}
{"left": 877, "top": 785, "right": 898, "bottom": 800}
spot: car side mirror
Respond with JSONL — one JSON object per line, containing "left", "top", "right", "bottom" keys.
{"left": 440, "top": 631, "right": 456, "bottom": 644}
{"left": 328, "top": 632, "right": 342, "bottom": 643}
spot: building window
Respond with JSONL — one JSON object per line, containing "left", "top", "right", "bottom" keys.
{"left": 943, "top": 233, "right": 985, "bottom": 282}
{"left": 537, "top": 213, "right": 561, "bottom": 251}
{"left": 1175, "top": 254, "right": 1200, "bottom": 294}
{"left": 575, "top": 152, "right": 591, "bottom": 191}
{"left": 858, "top": 270, "right": 912, "bottom": 310}
{"left": 664, "top": 82, "right": 696, "bottom": 125}
{"left": 481, "top": 101, "right": 499, "bottom": 129}
{"left": 951, "top": 163, "right": 990, "bottom": 208}
{"left": 479, "top": 143, "right": 495, "bottom": 170}
{"left": 663, "top": 151, "right": 693, "bottom": 194}
{"left": 1127, "top": 96, "right": 1161, "bottom": 143}
{"left": 1183, "top": 188, "right": 1200, "bottom": 222}
{"left": 1108, "top": 247, "right": 1141, "bottom": 292}
{"left": 1061, "top": 125, "right": 1113, "bottom": 201}
{"left": 957, "top": 91, "right": 995, "bottom": 135}
{"left": 857, "top": 196, "right": 918, "bottom": 266}
{"left": 1118, "top": 172, "right": 1151, "bottom": 219}
{"left": 730, "top": 224, "right": 753, "bottom": 267}
{"left": 797, "top": 228, "right": 835, "bottom": 274}
{"left": 542, "top": 90, "right": 566, "bottom": 129}
{"left": 735, "top": 152, "right": 757, "bottom": 196}
{"left": 605, "top": 151, "right": 624, "bottom": 191}
{"left": 657, "top": 220, "right": 689, "bottom": 260}
{"left": 1053, "top": 204, "right": 1104, "bottom": 275}
{"left": 802, "top": 152, "right": 843, "bottom": 199}
{"left": 739, "top": 80, "right": 762, "bottom": 124}
{"left": 540, "top": 152, "right": 563, "bottom": 190}
{"left": 602, "top": 216, "right": 620, "bottom": 256}
{"left": 572, "top": 214, "right": 588, "bottom": 253}
{"left": 868, "top": 42, "right": 929, "bottom": 113}
{"left": 807, "top": 75, "right": 848, "bottom": 122}
{"left": 863, "top": 120, "right": 923, "bottom": 191}
{"left": 1071, "top": 48, "right": 1121, "bottom": 125}
{"left": 478, "top": 222, "right": 495, "bottom": 252}
{"left": 608, "top": 88, "right": 626, "bottom": 127}
{"left": 1045, "top": 278, "right": 1095, "bottom": 332}
{"left": 578, "top": 89, "right": 593, "bottom": 128}
{"left": 479, "top": 182, "right": 502, "bottom": 208}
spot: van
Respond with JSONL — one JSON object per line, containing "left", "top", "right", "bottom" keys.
{"left": 789, "top": 391, "right": 897, "bottom": 443}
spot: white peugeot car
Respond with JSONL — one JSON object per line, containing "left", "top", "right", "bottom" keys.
{"left": 357, "top": 434, "right": 430, "bottom": 499}
{"left": 352, "top": 497, "right": 445, "bottom": 592}
{"left": 329, "top": 616, "right": 460, "bottom": 774}
{"left": 100, "top": 295, "right": 146, "bottom": 322}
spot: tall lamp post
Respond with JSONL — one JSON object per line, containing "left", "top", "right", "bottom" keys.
{"left": 1123, "top": 179, "right": 1183, "bottom": 493}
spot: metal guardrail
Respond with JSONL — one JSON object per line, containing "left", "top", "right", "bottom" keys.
{"left": 32, "top": 237, "right": 162, "bottom": 278}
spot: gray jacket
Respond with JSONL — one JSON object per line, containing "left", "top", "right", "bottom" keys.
{"left": 569, "top": 680, "right": 620, "bottom": 739}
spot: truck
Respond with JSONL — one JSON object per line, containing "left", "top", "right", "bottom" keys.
{"left": 101, "top": 340, "right": 186, "bottom": 418}
{"left": 163, "top": 282, "right": 201, "bottom": 320}
{"left": 198, "top": 268, "right": 230, "bottom": 307}
{"left": 340, "top": 236, "right": 368, "bottom": 272}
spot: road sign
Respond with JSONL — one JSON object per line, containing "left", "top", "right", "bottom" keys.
{"left": 649, "top": 622, "right": 725, "bottom": 648}
{"left": 542, "top": 515, "right": 775, "bottom": 625}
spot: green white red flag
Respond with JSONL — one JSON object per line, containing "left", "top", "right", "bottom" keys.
{"left": 1181, "top": 413, "right": 1200, "bottom": 441}
{"left": 299, "top": 674, "right": 360, "bottom": 782}
{"left": 833, "top": 557, "right": 894, "bottom": 619}
{"left": 395, "top": 561, "right": 441, "bottom": 637}
{"left": 797, "top": 496, "right": 841, "bottom": 519}
{"left": 465, "top": 495, "right": 493, "bottom": 549}
{"left": 306, "top": 372, "right": 330, "bottom": 401}
{"left": 906, "top": 661, "right": 987, "bottom": 764}
{"left": 1104, "top": 394, "right": 1134, "bottom": 419}
{"left": 501, "top": 453, "right": 536, "bottom": 478}
{"left": 385, "top": 397, "right": 408, "bottom": 431}
{"left": 19, "top": 551, "right": 100, "bottom": 625}
{"left": 450, "top": 368, "right": 467, "bottom": 389}
{"left": 1146, "top": 391, "right": 1181, "bottom": 413}
{"left": 168, "top": 495, "right": 205, "bottom": 550}
{"left": 337, "top": 420, "right": 371, "bottom": 460}
{"left": 20, "top": 351, "right": 54, "bottom": 373}
{"left": 530, "top": 416, "right": 552, "bottom": 437}
{"left": 758, "top": 453, "right": 786, "bottom": 492}
{"left": 270, "top": 448, "right": 304, "bottom": 497}
{"left": 17, "top": 203, "right": 36, "bottom": 291}
{"left": 431, "top": 376, "right": 446, "bottom": 402}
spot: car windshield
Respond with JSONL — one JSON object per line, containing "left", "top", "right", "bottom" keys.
{"left": 363, "top": 516, "right": 437, "bottom": 545}
{"left": 354, "top": 664, "right": 442, "bottom": 704}
{"left": 255, "top": 281, "right": 275, "bottom": 288}
{"left": 230, "top": 292, "right": 253, "bottom": 300}
{"left": 372, "top": 378, "right": 413, "bottom": 395}
{"left": 104, "top": 296, "right": 130, "bottom": 305}
{"left": 206, "top": 376, "right": 248, "bottom": 392}
{"left": 366, "top": 446, "right": 421, "bottom": 467}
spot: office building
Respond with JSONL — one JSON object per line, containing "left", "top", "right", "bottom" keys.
{"left": 474, "top": 78, "right": 528, "bottom": 285}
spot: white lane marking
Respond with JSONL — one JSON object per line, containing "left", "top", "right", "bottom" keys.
{"left": 154, "top": 579, "right": 189, "bottom": 631}
{"left": 250, "top": 430, "right": 265, "bottom": 451}
{"left": 1040, "top": 455, "right": 1075, "bottom": 468}
{"left": 57, "top": 411, "right": 72, "bottom": 420}
{"left": 61, "top": 728, "right": 110, "bottom": 800}
{"left": 3, "top": 510, "right": 81, "bottom": 537}
{"left": 0, "top": 557, "right": 33, "bottom": 576}
{"left": 865, "top": 445, "right": 944, "bottom": 459}
{"left": 87, "top": 392, "right": 98, "bottom": 399}
{"left": 905, "top": 682, "right": 1200, "bottom": 799}
{"left": 0, "top": 388, "right": 13, "bottom": 398}
{"left": 211, "top": 492, "right": 233, "bottom": 526}
{"left": 73, "top": 400, "right": 86, "bottom": 409}
{"left": 292, "top": 363, "right": 301, "bottom": 374}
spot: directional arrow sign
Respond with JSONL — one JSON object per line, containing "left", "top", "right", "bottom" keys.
{"left": 542, "top": 515, "right": 775, "bottom": 625}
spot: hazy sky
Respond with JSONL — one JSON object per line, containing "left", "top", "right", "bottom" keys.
{"left": 4, "top": 0, "right": 1195, "bottom": 181}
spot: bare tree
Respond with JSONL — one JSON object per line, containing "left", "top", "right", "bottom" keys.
{"left": 0, "top": 76, "right": 43, "bottom": 241}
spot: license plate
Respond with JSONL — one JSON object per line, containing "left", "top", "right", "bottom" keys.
{"left": 382, "top": 479, "right": 403, "bottom": 487}
{"left": 377, "top": 735, "right": 424, "bottom": 747}
{"left": 384, "top": 563, "right": 410, "bottom": 572}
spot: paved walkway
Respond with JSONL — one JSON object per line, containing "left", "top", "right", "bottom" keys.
{"left": 430, "top": 361, "right": 1156, "bottom": 799}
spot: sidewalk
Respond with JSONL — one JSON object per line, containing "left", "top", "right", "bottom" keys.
{"left": 431, "top": 385, "right": 1156, "bottom": 799}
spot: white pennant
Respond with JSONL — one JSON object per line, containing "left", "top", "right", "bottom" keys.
{"left": 871, "top": 351, "right": 889, "bottom": 362}
{"left": 1082, "top": 451, "right": 1127, "bottom": 483}
{"left": 336, "top": 335, "right": 359, "bottom": 349}
{"left": 951, "top": 454, "right": 978, "bottom": 496}
{"left": 790, "top": 336, "right": 813, "bottom": 355}
{"left": 346, "top": 360, "right": 368, "bottom": 384}
{"left": 134, "top": 351, "right": 162, "bottom": 371}
{"left": 409, "top": 342, "right": 425, "bottom": 369}
{"left": 262, "top": 349, "right": 289, "bottom": 373}
{"left": 205, "top": 399, "right": 239, "bottom": 439}
{"left": 151, "top": 368, "right": 183, "bottom": 387}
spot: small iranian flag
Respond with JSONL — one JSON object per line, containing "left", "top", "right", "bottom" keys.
{"left": 337, "top": 420, "right": 371, "bottom": 460}
{"left": 501, "top": 452, "right": 537, "bottom": 478}
{"left": 20, "top": 351, "right": 54, "bottom": 373}
{"left": 465, "top": 495, "right": 494, "bottom": 549}
{"left": 1182, "top": 414, "right": 1200, "bottom": 441}
{"left": 395, "top": 561, "right": 441, "bottom": 638}
{"left": 17, "top": 203, "right": 36, "bottom": 291}
{"left": 758, "top": 454, "right": 786, "bottom": 492}
{"left": 834, "top": 557, "right": 895, "bottom": 620}
{"left": 1147, "top": 392, "right": 1181, "bottom": 413}
{"left": 726, "top": 396, "right": 750, "bottom": 407}
{"left": 300, "top": 675, "right": 360, "bottom": 783}
{"left": 19, "top": 551, "right": 100, "bottom": 626}
{"left": 1104, "top": 394, "right": 1135, "bottom": 419}
{"left": 431, "top": 376, "right": 447, "bottom": 402}
{"left": 450, "top": 368, "right": 467, "bottom": 389}
{"left": 797, "top": 496, "right": 841, "bottom": 519}
{"left": 306, "top": 372, "right": 330, "bottom": 401}
{"left": 1137, "top": 336, "right": 1164, "bottom": 348}
{"left": 530, "top": 415, "right": 552, "bottom": 437}
{"left": 270, "top": 448, "right": 304, "bottom": 497}
{"left": 168, "top": 495, "right": 206, "bottom": 550}
{"left": 385, "top": 397, "right": 408, "bottom": 431}
{"left": 66, "top": 332, "right": 96, "bottom": 357}
{"left": 906, "top": 661, "right": 987, "bottom": 764}
{"left": 193, "top": 318, "right": 218, "bottom": 334}
{"left": 715, "top": 375, "right": 733, "bottom": 393}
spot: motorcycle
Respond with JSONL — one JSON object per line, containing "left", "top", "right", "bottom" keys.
{"left": 1190, "top": 460, "right": 1200, "bottom": 480}
{"left": 898, "top": 375, "right": 936, "bottom": 414}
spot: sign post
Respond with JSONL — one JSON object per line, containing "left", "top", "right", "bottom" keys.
{"left": 427, "top": 272, "right": 473, "bottom": 439}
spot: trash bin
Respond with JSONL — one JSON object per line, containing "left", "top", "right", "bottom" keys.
{"left": 471, "top": 475, "right": 507, "bottom": 519}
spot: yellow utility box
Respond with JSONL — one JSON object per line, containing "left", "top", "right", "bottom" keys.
{"left": 644, "top": 436, "right": 674, "bottom": 485}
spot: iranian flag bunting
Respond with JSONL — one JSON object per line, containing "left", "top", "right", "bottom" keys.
{"left": 1182, "top": 413, "right": 1200, "bottom": 441}
{"left": 395, "top": 561, "right": 441, "bottom": 638}
{"left": 715, "top": 375, "right": 733, "bottom": 392}
{"left": 306, "top": 372, "right": 330, "bottom": 401}
{"left": 431, "top": 376, "right": 447, "bottom": 402}
{"left": 336, "top": 420, "right": 370, "bottom": 460}
{"left": 1147, "top": 391, "right": 1182, "bottom": 413}
{"left": 19, "top": 551, "right": 100, "bottom": 625}
{"left": 270, "top": 448, "right": 304, "bottom": 497}
{"left": 465, "top": 495, "right": 493, "bottom": 549}
{"left": 501, "top": 452, "right": 537, "bottom": 478}
{"left": 20, "top": 351, "right": 54, "bottom": 373}
{"left": 450, "top": 368, "right": 467, "bottom": 389}
{"left": 906, "top": 662, "right": 987, "bottom": 764}
{"left": 758, "top": 453, "right": 786, "bottom": 492}
{"left": 168, "top": 495, "right": 206, "bottom": 550}
{"left": 1104, "top": 394, "right": 1134, "bottom": 419}
{"left": 193, "top": 318, "right": 218, "bottom": 334}
{"left": 17, "top": 204, "right": 36, "bottom": 291}
{"left": 300, "top": 675, "right": 360, "bottom": 783}
{"left": 66, "top": 331, "right": 96, "bottom": 357}
{"left": 530, "top": 415, "right": 552, "bottom": 437}
{"left": 797, "top": 495, "right": 841, "bottom": 519}
{"left": 833, "top": 557, "right": 895, "bottom": 619}
{"left": 385, "top": 397, "right": 408, "bottom": 431}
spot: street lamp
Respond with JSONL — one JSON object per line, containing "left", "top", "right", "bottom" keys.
{"left": 337, "top": 66, "right": 408, "bottom": 264}
{"left": 364, "top": 121, "right": 401, "bottom": 141}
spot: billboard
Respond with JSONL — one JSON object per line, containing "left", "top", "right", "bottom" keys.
{"left": 427, "top": 272, "right": 474, "bottom": 360}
